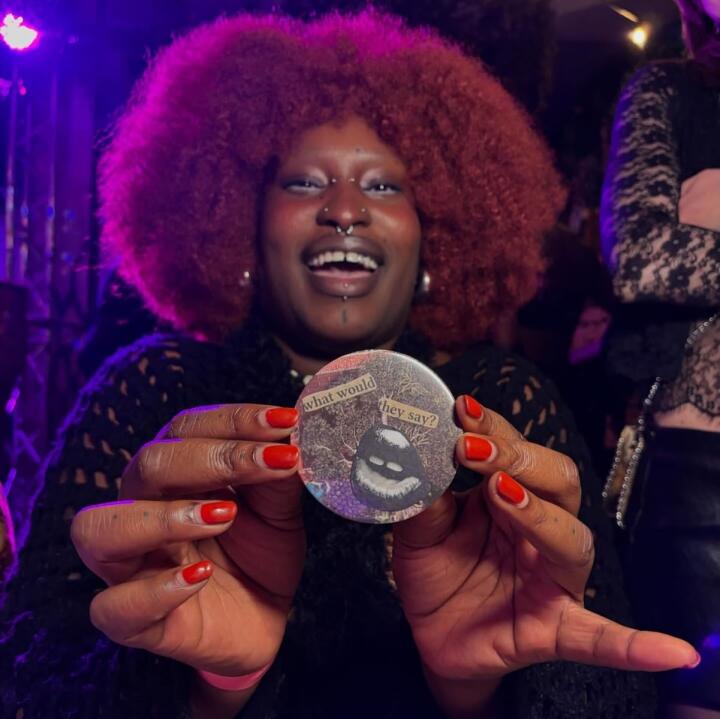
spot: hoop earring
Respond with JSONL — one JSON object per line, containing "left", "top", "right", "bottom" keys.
{"left": 414, "top": 269, "right": 431, "bottom": 301}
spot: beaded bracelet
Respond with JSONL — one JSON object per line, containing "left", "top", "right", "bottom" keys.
{"left": 198, "top": 663, "right": 272, "bottom": 692}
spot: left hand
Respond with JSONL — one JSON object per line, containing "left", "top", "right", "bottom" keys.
{"left": 392, "top": 395, "right": 699, "bottom": 684}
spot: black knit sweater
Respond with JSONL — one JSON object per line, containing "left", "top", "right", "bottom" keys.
{"left": 0, "top": 322, "right": 656, "bottom": 718}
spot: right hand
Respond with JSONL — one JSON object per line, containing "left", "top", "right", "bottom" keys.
{"left": 70, "top": 404, "right": 305, "bottom": 677}
{"left": 679, "top": 168, "right": 720, "bottom": 231}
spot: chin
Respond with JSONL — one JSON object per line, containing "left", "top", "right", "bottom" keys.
{"left": 299, "top": 307, "right": 404, "bottom": 355}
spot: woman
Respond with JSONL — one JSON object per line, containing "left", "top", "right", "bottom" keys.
{"left": 1, "top": 11, "right": 697, "bottom": 719}
{"left": 602, "top": 0, "right": 720, "bottom": 714}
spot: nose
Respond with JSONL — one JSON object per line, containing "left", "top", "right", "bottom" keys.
{"left": 317, "top": 180, "right": 369, "bottom": 232}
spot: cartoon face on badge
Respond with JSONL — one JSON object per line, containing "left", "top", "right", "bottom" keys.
{"left": 351, "top": 425, "right": 429, "bottom": 511}
{"left": 292, "top": 349, "right": 461, "bottom": 524}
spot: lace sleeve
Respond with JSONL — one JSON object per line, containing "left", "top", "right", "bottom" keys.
{"left": 0, "top": 338, "right": 195, "bottom": 719}
{"left": 601, "top": 63, "right": 720, "bottom": 305}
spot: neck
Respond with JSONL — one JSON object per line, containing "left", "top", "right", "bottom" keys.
{"left": 272, "top": 334, "right": 401, "bottom": 377}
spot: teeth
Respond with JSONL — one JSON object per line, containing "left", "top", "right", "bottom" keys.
{"left": 307, "top": 250, "right": 379, "bottom": 271}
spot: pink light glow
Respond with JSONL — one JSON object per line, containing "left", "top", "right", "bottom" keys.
{"left": 1, "top": 13, "right": 39, "bottom": 51}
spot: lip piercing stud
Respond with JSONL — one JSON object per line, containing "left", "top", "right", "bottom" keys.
{"left": 323, "top": 207, "right": 329, "bottom": 213}
{"left": 360, "top": 208, "right": 367, "bottom": 214}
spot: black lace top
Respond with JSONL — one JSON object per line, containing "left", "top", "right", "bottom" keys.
{"left": 602, "top": 60, "right": 720, "bottom": 416}
{"left": 0, "top": 323, "right": 656, "bottom": 718}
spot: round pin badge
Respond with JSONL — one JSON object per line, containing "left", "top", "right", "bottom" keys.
{"left": 291, "top": 349, "right": 462, "bottom": 523}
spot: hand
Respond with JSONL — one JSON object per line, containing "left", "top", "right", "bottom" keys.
{"left": 393, "top": 396, "right": 698, "bottom": 686}
{"left": 70, "top": 404, "right": 305, "bottom": 677}
{"left": 679, "top": 168, "right": 720, "bottom": 231}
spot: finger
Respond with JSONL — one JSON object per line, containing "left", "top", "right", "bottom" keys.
{"left": 486, "top": 472, "right": 594, "bottom": 597}
{"left": 393, "top": 491, "right": 458, "bottom": 550}
{"left": 121, "top": 438, "right": 299, "bottom": 499}
{"left": 158, "top": 404, "right": 298, "bottom": 441}
{"left": 556, "top": 603, "right": 700, "bottom": 672}
{"left": 457, "top": 432, "right": 581, "bottom": 515}
{"left": 90, "top": 560, "right": 212, "bottom": 649}
{"left": 456, "top": 395, "right": 526, "bottom": 442}
{"left": 71, "top": 498, "right": 237, "bottom": 584}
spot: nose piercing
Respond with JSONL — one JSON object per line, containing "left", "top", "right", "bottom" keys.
{"left": 335, "top": 224, "right": 354, "bottom": 236}
{"left": 323, "top": 207, "right": 329, "bottom": 213}
{"left": 360, "top": 208, "right": 367, "bottom": 214}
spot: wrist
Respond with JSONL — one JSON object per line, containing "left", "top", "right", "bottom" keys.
{"left": 423, "top": 665, "right": 503, "bottom": 719}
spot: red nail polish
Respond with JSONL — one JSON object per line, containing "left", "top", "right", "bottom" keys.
{"left": 182, "top": 560, "right": 212, "bottom": 585}
{"left": 262, "top": 444, "right": 299, "bottom": 469}
{"left": 463, "top": 395, "right": 484, "bottom": 420}
{"left": 496, "top": 472, "right": 527, "bottom": 506}
{"left": 464, "top": 435, "right": 495, "bottom": 462}
{"left": 199, "top": 501, "right": 237, "bottom": 524}
{"left": 265, "top": 408, "right": 299, "bottom": 429}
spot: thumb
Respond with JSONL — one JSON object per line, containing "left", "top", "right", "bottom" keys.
{"left": 393, "top": 491, "right": 458, "bottom": 551}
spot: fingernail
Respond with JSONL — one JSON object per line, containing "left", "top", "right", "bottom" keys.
{"left": 464, "top": 435, "right": 496, "bottom": 462}
{"left": 496, "top": 472, "right": 528, "bottom": 507}
{"left": 198, "top": 501, "right": 237, "bottom": 525}
{"left": 181, "top": 560, "right": 213, "bottom": 585}
{"left": 463, "top": 395, "right": 484, "bottom": 420}
{"left": 265, "top": 407, "right": 299, "bottom": 429}
{"left": 261, "top": 444, "right": 299, "bottom": 469}
{"left": 687, "top": 652, "right": 702, "bottom": 669}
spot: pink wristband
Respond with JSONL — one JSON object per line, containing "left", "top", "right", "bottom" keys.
{"left": 198, "top": 663, "right": 272, "bottom": 692}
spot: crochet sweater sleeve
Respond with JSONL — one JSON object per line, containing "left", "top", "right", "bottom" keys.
{"left": 0, "top": 336, "right": 202, "bottom": 719}
{"left": 601, "top": 62, "right": 720, "bottom": 305}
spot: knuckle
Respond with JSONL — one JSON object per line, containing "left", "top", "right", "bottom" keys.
{"left": 557, "top": 454, "right": 581, "bottom": 494}
{"left": 577, "top": 525, "right": 596, "bottom": 567}
{"left": 164, "top": 410, "right": 197, "bottom": 439}
{"left": 508, "top": 441, "right": 535, "bottom": 476}
{"left": 70, "top": 513, "right": 92, "bottom": 554}
{"left": 89, "top": 594, "right": 113, "bottom": 636}
{"left": 530, "top": 503, "right": 549, "bottom": 530}
{"left": 229, "top": 405, "right": 257, "bottom": 436}
{"left": 210, "top": 440, "right": 251, "bottom": 476}
{"left": 133, "top": 441, "right": 164, "bottom": 487}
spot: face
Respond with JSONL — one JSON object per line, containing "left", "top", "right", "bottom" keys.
{"left": 699, "top": 0, "right": 720, "bottom": 23}
{"left": 260, "top": 116, "right": 422, "bottom": 360}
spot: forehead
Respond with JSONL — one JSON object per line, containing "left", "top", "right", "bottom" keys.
{"left": 283, "top": 115, "right": 405, "bottom": 167}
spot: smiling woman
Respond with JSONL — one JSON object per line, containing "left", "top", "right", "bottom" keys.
{"left": 0, "top": 9, "right": 699, "bottom": 719}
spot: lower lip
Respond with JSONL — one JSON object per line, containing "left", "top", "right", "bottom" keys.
{"left": 305, "top": 266, "right": 381, "bottom": 298}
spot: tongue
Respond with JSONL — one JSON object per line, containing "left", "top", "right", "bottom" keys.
{"left": 310, "top": 262, "right": 373, "bottom": 277}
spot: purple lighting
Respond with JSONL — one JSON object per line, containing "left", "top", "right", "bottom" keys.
{"left": 1, "top": 13, "right": 39, "bottom": 51}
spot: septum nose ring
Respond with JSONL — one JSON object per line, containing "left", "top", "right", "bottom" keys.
{"left": 335, "top": 224, "right": 354, "bottom": 236}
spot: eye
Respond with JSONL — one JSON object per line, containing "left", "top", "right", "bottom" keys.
{"left": 362, "top": 180, "right": 401, "bottom": 196}
{"left": 281, "top": 177, "right": 325, "bottom": 195}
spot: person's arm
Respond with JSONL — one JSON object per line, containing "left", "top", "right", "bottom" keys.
{"left": 0, "top": 339, "right": 197, "bottom": 718}
{"left": 601, "top": 62, "right": 720, "bottom": 306}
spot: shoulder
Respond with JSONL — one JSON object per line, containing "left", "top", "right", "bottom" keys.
{"left": 55, "top": 333, "right": 223, "bottom": 450}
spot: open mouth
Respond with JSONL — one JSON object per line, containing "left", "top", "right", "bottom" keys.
{"left": 302, "top": 238, "right": 385, "bottom": 298}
